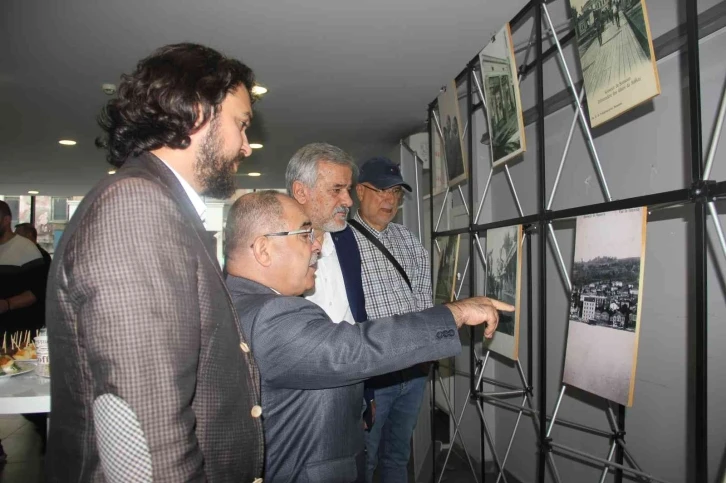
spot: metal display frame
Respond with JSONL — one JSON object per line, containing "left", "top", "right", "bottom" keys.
{"left": 422, "top": 1, "right": 726, "bottom": 482}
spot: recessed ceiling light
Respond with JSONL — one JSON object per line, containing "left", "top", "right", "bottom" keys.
{"left": 108, "top": 170, "right": 116, "bottom": 175}
{"left": 28, "top": 190, "right": 39, "bottom": 195}
{"left": 247, "top": 172, "right": 262, "bottom": 177}
{"left": 58, "top": 139, "right": 77, "bottom": 146}
{"left": 251, "top": 85, "right": 267, "bottom": 96}
{"left": 249, "top": 143, "right": 263, "bottom": 149}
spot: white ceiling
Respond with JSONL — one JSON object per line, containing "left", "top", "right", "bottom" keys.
{"left": 0, "top": 0, "right": 528, "bottom": 196}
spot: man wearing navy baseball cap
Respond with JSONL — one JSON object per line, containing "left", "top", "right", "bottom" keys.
{"left": 349, "top": 156, "right": 434, "bottom": 483}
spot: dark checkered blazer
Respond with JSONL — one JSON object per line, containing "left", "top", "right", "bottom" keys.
{"left": 45, "top": 153, "right": 263, "bottom": 482}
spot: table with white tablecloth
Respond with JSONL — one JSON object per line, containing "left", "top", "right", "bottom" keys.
{"left": 0, "top": 369, "right": 50, "bottom": 414}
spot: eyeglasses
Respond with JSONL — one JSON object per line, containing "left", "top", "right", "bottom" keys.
{"left": 360, "top": 184, "right": 405, "bottom": 199}
{"left": 264, "top": 227, "right": 316, "bottom": 244}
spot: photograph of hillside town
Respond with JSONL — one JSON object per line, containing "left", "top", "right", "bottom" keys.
{"left": 563, "top": 208, "right": 646, "bottom": 406}
{"left": 569, "top": 255, "right": 639, "bottom": 331}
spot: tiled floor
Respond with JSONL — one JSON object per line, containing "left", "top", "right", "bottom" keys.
{"left": 0, "top": 415, "right": 44, "bottom": 483}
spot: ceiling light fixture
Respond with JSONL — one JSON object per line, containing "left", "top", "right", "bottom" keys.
{"left": 59, "top": 139, "right": 77, "bottom": 146}
{"left": 249, "top": 143, "right": 263, "bottom": 149}
{"left": 108, "top": 170, "right": 117, "bottom": 175}
{"left": 251, "top": 85, "right": 268, "bottom": 96}
{"left": 247, "top": 172, "right": 262, "bottom": 177}
{"left": 28, "top": 190, "right": 39, "bottom": 195}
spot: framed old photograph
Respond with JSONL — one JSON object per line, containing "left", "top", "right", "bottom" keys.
{"left": 569, "top": 0, "right": 660, "bottom": 128}
{"left": 430, "top": 108, "right": 447, "bottom": 196}
{"left": 434, "top": 235, "right": 461, "bottom": 305}
{"left": 562, "top": 207, "right": 647, "bottom": 407}
{"left": 478, "top": 23, "right": 526, "bottom": 167}
{"left": 483, "top": 225, "right": 523, "bottom": 360}
{"left": 437, "top": 81, "right": 468, "bottom": 188}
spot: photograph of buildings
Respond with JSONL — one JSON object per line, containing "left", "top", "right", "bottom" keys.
{"left": 434, "top": 235, "right": 461, "bottom": 305}
{"left": 483, "top": 225, "right": 522, "bottom": 360}
{"left": 563, "top": 207, "right": 647, "bottom": 407}
{"left": 437, "top": 80, "right": 468, "bottom": 188}
{"left": 569, "top": 0, "right": 660, "bottom": 127}
{"left": 478, "top": 23, "right": 526, "bottom": 167}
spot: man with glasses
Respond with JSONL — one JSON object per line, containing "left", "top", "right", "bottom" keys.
{"left": 224, "top": 190, "right": 512, "bottom": 483}
{"left": 350, "top": 157, "right": 434, "bottom": 482}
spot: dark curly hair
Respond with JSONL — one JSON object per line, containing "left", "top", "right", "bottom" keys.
{"left": 96, "top": 43, "right": 256, "bottom": 167}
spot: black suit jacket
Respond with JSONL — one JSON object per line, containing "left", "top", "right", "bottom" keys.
{"left": 46, "top": 153, "right": 263, "bottom": 482}
{"left": 228, "top": 275, "right": 461, "bottom": 483}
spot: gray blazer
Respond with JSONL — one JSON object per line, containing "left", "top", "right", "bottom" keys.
{"left": 46, "top": 154, "right": 263, "bottom": 482}
{"left": 227, "top": 275, "right": 461, "bottom": 483}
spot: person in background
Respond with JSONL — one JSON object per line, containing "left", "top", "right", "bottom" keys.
{"left": 286, "top": 143, "right": 362, "bottom": 326}
{"left": 224, "top": 190, "right": 512, "bottom": 482}
{"left": 15, "top": 223, "right": 51, "bottom": 270}
{"left": 14, "top": 223, "right": 52, "bottom": 450}
{"left": 349, "top": 157, "right": 432, "bottom": 483}
{"left": 0, "top": 201, "right": 45, "bottom": 334}
{"left": 45, "top": 43, "right": 264, "bottom": 482}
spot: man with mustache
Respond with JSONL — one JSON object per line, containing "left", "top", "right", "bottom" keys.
{"left": 224, "top": 190, "right": 513, "bottom": 482}
{"left": 286, "top": 142, "right": 360, "bottom": 325}
{"left": 46, "top": 43, "right": 263, "bottom": 482}
{"left": 350, "top": 157, "right": 434, "bottom": 482}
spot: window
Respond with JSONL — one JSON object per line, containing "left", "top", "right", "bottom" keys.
{"left": 4, "top": 197, "right": 20, "bottom": 227}
{"left": 51, "top": 197, "right": 68, "bottom": 222}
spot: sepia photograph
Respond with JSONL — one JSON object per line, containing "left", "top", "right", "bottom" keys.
{"left": 478, "top": 23, "right": 526, "bottom": 167}
{"left": 562, "top": 207, "right": 647, "bottom": 407}
{"left": 437, "top": 80, "right": 468, "bottom": 188}
{"left": 483, "top": 225, "right": 522, "bottom": 360}
{"left": 569, "top": 0, "right": 660, "bottom": 127}
{"left": 430, "top": 109, "right": 447, "bottom": 195}
{"left": 434, "top": 235, "right": 461, "bottom": 305}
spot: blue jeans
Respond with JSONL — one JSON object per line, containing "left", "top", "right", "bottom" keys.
{"left": 365, "top": 375, "right": 428, "bottom": 483}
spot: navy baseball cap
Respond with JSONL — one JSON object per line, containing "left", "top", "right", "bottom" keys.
{"left": 358, "top": 157, "right": 412, "bottom": 192}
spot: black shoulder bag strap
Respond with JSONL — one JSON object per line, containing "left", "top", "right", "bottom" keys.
{"left": 348, "top": 219, "right": 412, "bottom": 291}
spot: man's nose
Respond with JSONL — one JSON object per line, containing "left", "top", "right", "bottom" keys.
{"left": 312, "top": 238, "right": 322, "bottom": 253}
{"left": 340, "top": 190, "right": 353, "bottom": 208}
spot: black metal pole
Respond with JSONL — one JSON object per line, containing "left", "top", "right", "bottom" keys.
{"left": 527, "top": 228, "right": 533, "bottom": 388}
{"left": 428, "top": 104, "right": 438, "bottom": 483}
{"left": 466, "top": 65, "right": 485, "bottom": 483}
{"left": 29, "top": 195, "right": 36, "bottom": 226}
{"left": 614, "top": 405, "right": 625, "bottom": 483}
{"left": 535, "top": 2, "right": 548, "bottom": 483}
{"left": 686, "top": 0, "right": 707, "bottom": 481}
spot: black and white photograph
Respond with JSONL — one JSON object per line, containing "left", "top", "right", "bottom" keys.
{"left": 437, "top": 80, "right": 468, "bottom": 188}
{"left": 483, "top": 225, "right": 522, "bottom": 360}
{"left": 478, "top": 23, "right": 526, "bottom": 167}
{"left": 430, "top": 108, "right": 447, "bottom": 195}
{"left": 563, "top": 207, "right": 647, "bottom": 407}
{"left": 570, "top": 0, "right": 660, "bottom": 127}
{"left": 434, "top": 235, "right": 461, "bottom": 305}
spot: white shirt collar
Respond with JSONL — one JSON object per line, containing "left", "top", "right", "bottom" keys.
{"left": 158, "top": 158, "right": 207, "bottom": 223}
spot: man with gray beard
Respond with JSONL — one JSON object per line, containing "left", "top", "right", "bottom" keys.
{"left": 286, "top": 143, "right": 362, "bottom": 325}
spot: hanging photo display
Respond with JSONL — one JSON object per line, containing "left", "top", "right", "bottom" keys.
{"left": 436, "top": 81, "right": 468, "bottom": 188}
{"left": 478, "top": 23, "right": 527, "bottom": 167}
{"left": 483, "top": 225, "right": 523, "bottom": 360}
{"left": 430, "top": 108, "right": 448, "bottom": 196}
{"left": 434, "top": 235, "right": 461, "bottom": 305}
{"left": 562, "top": 207, "right": 647, "bottom": 407}
{"left": 569, "top": 0, "right": 660, "bottom": 128}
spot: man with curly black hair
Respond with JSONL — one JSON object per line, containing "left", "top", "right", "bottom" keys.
{"left": 46, "top": 43, "right": 263, "bottom": 482}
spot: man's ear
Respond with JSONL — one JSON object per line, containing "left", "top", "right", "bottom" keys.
{"left": 251, "top": 236, "right": 273, "bottom": 268}
{"left": 355, "top": 184, "right": 365, "bottom": 201}
{"left": 291, "top": 180, "right": 308, "bottom": 204}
